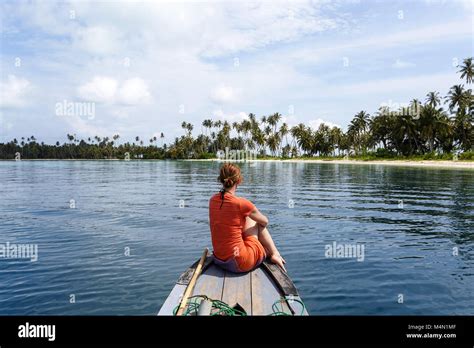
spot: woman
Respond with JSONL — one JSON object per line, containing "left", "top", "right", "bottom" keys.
{"left": 209, "top": 163, "right": 286, "bottom": 273}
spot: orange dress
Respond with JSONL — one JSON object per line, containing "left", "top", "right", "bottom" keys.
{"left": 209, "top": 192, "right": 266, "bottom": 272}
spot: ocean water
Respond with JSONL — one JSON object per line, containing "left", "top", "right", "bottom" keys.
{"left": 0, "top": 160, "right": 472, "bottom": 315}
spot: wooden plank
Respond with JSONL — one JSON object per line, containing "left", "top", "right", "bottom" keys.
{"left": 286, "top": 295, "right": 309, "bottom": 316}
{"left": 191, "top": 263, "right": 225, "bottom": 301}
{"left": 262, "top": 261, "right": 299, "bottom": 296}
{"left": 177, "top": 255, "right": 213, "bottom": 285}
{"left": 221, "top": 270, "right": 252, "bottom": 315}
{"left": 250, "top": 267, "right": 291, "bottom": 315}
{"left": 261, "top": 262, "right": 308, "bottom": 315}
{"left": 157, "top": 284, "right": 187, "bottom": 315}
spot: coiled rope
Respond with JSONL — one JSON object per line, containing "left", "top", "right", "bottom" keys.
{"left": 173, "top": 295, "right": 306, "bottom": 316}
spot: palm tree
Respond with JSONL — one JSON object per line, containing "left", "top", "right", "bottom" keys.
{"left": 354, "top": 111, "right": 370, "bottom": 133}
{"left": 330, "top": 127, "right": 343, "bottom": 155}
{"left": 267, "top": 133, "right": 281, "bottom": 156}
{"left": 348, "top": 111, "right": 370, "bottom": 154}
{"left": 279, "top": 122, "right": 289, "bottom": 153}
{"left": 221, "top": 121, "right": 231, "bottom": 149}
{"left": 394, "top": 113, "right": 420, "bottom": 155}
{"left": 187, "top": 123, "right": 193, "bottom": 135}
{"left": 202, "top": 119, "right": 213, "bottom": 136}
{"left": 180, "top": 122, "right": 193, "bottom": 138}
{"left": 426, "top": 91, "right": 441, "bottom": 108}
{"left": 232, "top": 122, "right": 241, "bottom": 138}
{"left": 314, "top": 123, "right": 332, "bottom": 156}
{"left": 240, "top": 119, "right": 252, "bottom": 150}
{"left": 291, "top": 123, "right": 312, "bottom": 156}
{"left": 214, "top": 120, "right": 222, "bottom": 130}
{"left": 267, "top": 112, "right": 282, "bottom": 134}
{"left": 452, "top": 111, "right": 473, "bottom": 151}
{"left": 419, "top": 105, "right": 446, "bottom": 152}
{"left": 3, "top": 59, "right": 473, "bottom": 162}
{"left": 458, "top": 57, "right": 473, "bottom": 84}
{"left": 290, "top": 123, "right": 305, "bottom": 155}
{"left": 447, "top": 85, "right": 467, "bottom": 113}
{"left": 264, "top": 125, "right": 272, "bottom": 136}
{"left": 371, "top": 107, "right": 393, "bottom": 150}
{"left": 252, "top": 127, "right": 266, "bottom": 155}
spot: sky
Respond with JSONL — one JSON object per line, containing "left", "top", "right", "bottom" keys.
{"left": 0, "top": 0, "right": 473, "bottom": 144}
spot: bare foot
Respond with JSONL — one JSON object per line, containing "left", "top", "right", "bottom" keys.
{"left": 269, "top": 253, "right": 286, "bottom": 272}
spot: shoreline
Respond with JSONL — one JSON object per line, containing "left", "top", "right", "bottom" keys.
{"left": 188, "top": 158, "right": 474, "bottom": 169}
{"left": 1, "top": 158, "right": 472, "bottom": 169}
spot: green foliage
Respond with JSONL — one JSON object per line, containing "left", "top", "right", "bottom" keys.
{"left": 459, "top": 151, "right": 474, "bottom": 160}
{"left": 197, "top": 152, "right": 216, "bottom": 159}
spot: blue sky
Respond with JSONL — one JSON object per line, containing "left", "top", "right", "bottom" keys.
{"left": 0, "top": 0, "right": 472, "bottom": 144}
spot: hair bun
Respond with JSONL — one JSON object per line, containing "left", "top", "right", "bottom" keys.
{"left": 218, "top": 163, "right": 242, "bottom": 188}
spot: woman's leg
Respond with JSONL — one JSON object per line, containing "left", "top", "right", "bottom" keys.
{"left": 243, "top": 217, "right": 286, "bottom": 271}
{"left": 242, "top": 217, "right": 259, "bottom": 238}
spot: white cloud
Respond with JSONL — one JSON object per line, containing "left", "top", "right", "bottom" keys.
{"left": 424, "top": 0, "right": 473, "bottom": 11}
{"left": 212, "top": 109, "right": 248, "bottom": 122}
{"left": 0, "top": 112, "right": 13, "bottom": 132}
{"left": 198, "top": 1, "right": 338, "bottom": 57}
{"left": 335, "top": 72, "right": 458, "bottom": 97}
{"left": 210, "top": 85, "right": 240, "bottom": 104}
{"left": 111, "top": 109, "right": 129, "bottom": 120}
{"left": 0, "top": 75, "right": 32, "bottom": 108}
{"left": 361, "top": 20, "right": 471, "bottom": 48}
{"left": 77, "top": 76, "right": 150, "bottom": 105}
{"left": 1, "top": 0, "right": 471, "bottom": 142}
{"left": 118, "top": 78, "right": 151, "bottom": 105}
{"left": 62, "top": 114, "right": 109, "bottom": 138}
{"left": 74, "top": 26, "right": 122, "bottom": 55}
{"left": 9, "top": 0, "right": 78, "bottom": 36}
{"left": 78, "top": 76, "right": 118, "bottom": 103}
{"left": 289, "top": 20, "right": 472, "bottom": 65}
{"left": 392, "top": 59, "right": 416, "bottom": 69}
{"left": 308, "top": 118, "right": 341, "bottom": 130}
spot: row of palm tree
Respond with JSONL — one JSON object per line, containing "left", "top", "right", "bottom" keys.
{"left": 0, "top": 58, "right": 472, "bottom": 160}
{"left": 168, "top": 57, "right": 473, "bottom": 158}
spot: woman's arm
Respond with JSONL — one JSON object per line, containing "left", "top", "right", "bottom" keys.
{"left": 249, "top": 208, "right": 269, "bottom": 227}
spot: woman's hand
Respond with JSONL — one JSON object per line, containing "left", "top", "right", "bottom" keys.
{"left": 270, "top": 253, "right": 286, "bottom": 272}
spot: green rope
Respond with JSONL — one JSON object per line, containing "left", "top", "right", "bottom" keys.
{"left": 173, "top": 295, "right": 306, "bottom": 316}
{"left": 173, "top": 295, "right": 247, "bottom": 316}
{"left": 269, "top": 296, "right": 306, "bottom": 316}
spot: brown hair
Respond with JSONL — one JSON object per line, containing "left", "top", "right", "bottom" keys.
{"left": 218, "top": 163, "right": 242, "bottom": 189}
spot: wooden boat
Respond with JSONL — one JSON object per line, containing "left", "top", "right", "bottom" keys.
{"left": 158, "top": 251, "right": 308, "bottom": 316}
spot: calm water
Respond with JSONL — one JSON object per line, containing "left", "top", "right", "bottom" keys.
{"left": 0, "top": 161, "right": 473, "bottom": 315}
